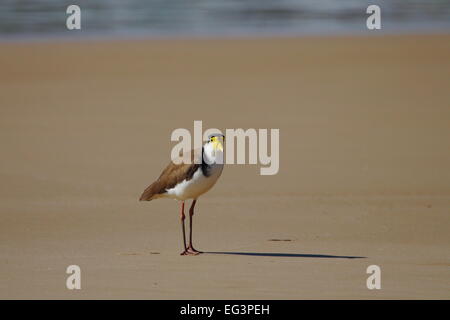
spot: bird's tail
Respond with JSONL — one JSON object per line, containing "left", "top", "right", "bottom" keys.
{"left": 139, "top": 183, "right": 157, "bottom": 201}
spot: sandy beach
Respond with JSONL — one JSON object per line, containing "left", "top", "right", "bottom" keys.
{"left": 0, "top": 34, "right": 449, "bottom": 299}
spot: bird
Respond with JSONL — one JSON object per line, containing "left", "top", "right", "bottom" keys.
{"left": 139, "top": 134, "right": 224, "bottom": 255}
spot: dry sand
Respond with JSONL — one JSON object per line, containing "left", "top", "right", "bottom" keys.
{"left": 0, "top": 35, "right": 449, "bottom": 299}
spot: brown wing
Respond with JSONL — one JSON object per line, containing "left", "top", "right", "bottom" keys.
{"left": 139, "top": 149, "right": 202, "bottom": 201}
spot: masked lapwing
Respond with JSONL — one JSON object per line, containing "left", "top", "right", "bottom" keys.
{"left": 139, "top": 134, "right": 224, "bottom": 255}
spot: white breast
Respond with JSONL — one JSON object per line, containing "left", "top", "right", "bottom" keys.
{"left": 165, "top": 164, "right": 223, "bottom": 201}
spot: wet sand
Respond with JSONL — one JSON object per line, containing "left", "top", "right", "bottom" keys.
{"left": 0, "top": 35, "right": 449, "bottom": 299}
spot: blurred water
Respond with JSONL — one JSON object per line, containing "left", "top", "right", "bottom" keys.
{"left": 0, "top": 0, "right": 449, "bottom": 40}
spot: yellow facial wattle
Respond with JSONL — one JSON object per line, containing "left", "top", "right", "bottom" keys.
{"left": 212, "top": 139, "right": 223, "bottom": 152}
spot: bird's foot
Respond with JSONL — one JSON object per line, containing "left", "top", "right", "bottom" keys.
{"left": 180, "top": 250, "right": 199, "bottom": 256}
{"left": 180, "top": 246, "right": 203, "bottom": 256}
{"left": 187, "top": 245, "right": 203, "bottom": 254}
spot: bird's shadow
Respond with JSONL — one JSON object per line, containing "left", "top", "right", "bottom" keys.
{"left": 205, "top": 251, "right": 365, "bottom": 259}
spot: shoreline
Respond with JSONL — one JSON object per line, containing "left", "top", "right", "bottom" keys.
{"left": 1, "top": 29, "right": 449, "bottom": 45}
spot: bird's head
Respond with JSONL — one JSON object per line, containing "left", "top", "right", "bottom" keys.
{"left": 203, "top": 134, "right": 224, "bottom": 165}
{"left": 207, "top": 134, "right": 224, "bottom": 152}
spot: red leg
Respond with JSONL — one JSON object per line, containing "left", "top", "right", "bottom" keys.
{"left": 187, "top": 199, "right": 202, "bottom": 254}
{"left": 179, "top": 201, "right": 188, "bottom": 255}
